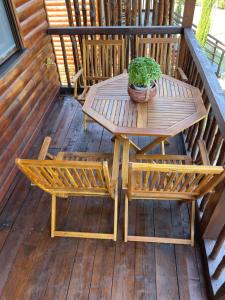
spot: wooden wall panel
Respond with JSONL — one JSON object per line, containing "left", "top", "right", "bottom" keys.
{"left": 0, "top": 0, "right": 60, "bottom": 203}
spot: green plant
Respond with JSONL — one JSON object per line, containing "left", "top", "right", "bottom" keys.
{"left": 128, "top": 57, "right": 162, "bottom": 88}
{"left": 196, "top": 0, "right": 216, "bottom": 48}
{"left": 218, "top": 0, "right": 225, "bottom": 9}
{"left": 175, "top": 0, "right": 185, "bottom": 16}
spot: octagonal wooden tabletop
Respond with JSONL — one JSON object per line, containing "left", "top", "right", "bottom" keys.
{"left": 83, "top": 72, "right": 207, "bottom": 137}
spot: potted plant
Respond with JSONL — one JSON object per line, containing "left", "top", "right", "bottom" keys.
{"left": 128, "top": 56, "right": 162, "bottom": 103}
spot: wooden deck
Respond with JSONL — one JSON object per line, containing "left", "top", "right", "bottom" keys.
{"left": 0, "top": 96, "right": 208, "bottom": 300}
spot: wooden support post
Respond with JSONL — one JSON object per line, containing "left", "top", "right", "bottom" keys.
{"left": 179, "top": 0, "right": 196, "bottom": 71}
{"left": 182, "top": 0, "right": 196, "bottom": 27}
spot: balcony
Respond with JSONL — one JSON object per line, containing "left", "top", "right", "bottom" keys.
{"left": 0, "top": 95, "right": 209, "bottom": 299}
{"left": 0, "top": 0, "right": 224, "bottom": 299}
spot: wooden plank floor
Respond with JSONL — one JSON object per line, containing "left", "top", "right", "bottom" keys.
{"left": 0, "top": 96, "right": 209, "bottom": 300}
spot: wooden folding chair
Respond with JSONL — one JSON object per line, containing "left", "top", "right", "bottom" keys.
{"left": 122, "top": 139, "right": 225, "bottom": 246}
{"left": 73, "top": 38, "right": 125, "bottom": 130}
{"left": 136, "top": 36, "right": 188, "bottom": 81}
{"left": 16, "top": 137, "right": 120, "bottom": 241}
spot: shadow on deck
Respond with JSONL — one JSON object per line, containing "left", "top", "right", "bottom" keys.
{"left": 0, "top": 96, "right": 208, "bottom": 299}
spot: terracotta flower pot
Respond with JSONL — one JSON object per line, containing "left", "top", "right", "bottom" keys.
{"left": 128, "top": 83, "right": 157, "bottom": 103}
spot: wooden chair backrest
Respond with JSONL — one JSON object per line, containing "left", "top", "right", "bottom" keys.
{"left": 136, "top": 37, "right": 180, "bottom": 76}
{"left": 82, "top": 38, "right": 125, "bottom": 87}
{"left": 128, "top": 162, "right": 225, "bottom": 200}
{"left": 16, "top": 159, "right": 112, "bottom": 196}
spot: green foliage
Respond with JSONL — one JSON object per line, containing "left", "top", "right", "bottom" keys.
{"left": 196, "top": 0, "right": 216, "bottom": 47}
{"left": 195, "top": 0, "right": 203, "bottom": 5}
{"left": 218, "top": 0, "right": 225, "bottom": 9}
{"left": 175, "top": 0, "right": 185, "bottom": 16}
{"left": 128, "top": 57, "right": 162, "bottom": 87}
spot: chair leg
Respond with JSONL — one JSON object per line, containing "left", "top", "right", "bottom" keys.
{"left": 190, "top": 200, "right": 195, "bottom": 247}
{"left": 51, "top": 194, "right": 56, "bottom": 238}
{"left": 160, "top": 141, "right": 165, "bottom": 155}
{"left": 124, "top": 194, "right": 129, "bottom": 242}
{"left": 113, "top": 194, "right": 118, "bottom": 241}
{"left": 83, "top": 113, "right": 87, "bottom": 131}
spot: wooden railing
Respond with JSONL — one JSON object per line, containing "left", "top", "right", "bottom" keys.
{"left": 175, "top": 13, "right": 225, "bottom": 79}
{"left": 181, "top": 28, "right": 225, "bottom": 300}
{"left": 48, "top": 26, "right": 225, "bottom": 299}
{"left": 47, "top": 26, "right": 183, "bottom": 87}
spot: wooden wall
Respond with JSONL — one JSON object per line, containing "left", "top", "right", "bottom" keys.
{"left": 0, "top": 0, "right": 60, "bottom": 203}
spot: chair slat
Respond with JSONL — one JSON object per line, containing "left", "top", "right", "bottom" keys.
{"left": 179, "top": 173, "right": 195, "bottom": 192}
{"left": 80, "top": 169, "right": 92, "bottom": 188}
{"left": 127, "top": 161, "right": 224, "bottom": 199}
{"left": 136, "top": 37, "right": 180, "bottom": 76}
{"left": 150, "top": 171, "right": 159, "bottom": 191}
{"left": 82, "top": 38, "right": 125, "bottom": 88}
{"left": 48, "top": 167, "right": 65, "bottom": 187}
{"left": 157, "top": 172, "right": 167, "bottom": 191}
{"left": 194, "top": 174, "right": 212, "bottom": 193}
{"left": 65, "top": 168, "right": 79, "bottom": 188}
{"left": 186, "top": 174, "right": 203, "bottom": 192}
{"left": 57, "top": 168, "right": 73, "bottom": 187}
{"left": 165, "top": 173, "right": 177, "bottom": 191}
{"left": 16, "top": 159, "right": 113, "bottom": 196}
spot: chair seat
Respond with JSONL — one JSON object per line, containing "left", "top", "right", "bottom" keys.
{"left": 131, "top": 154, "right": 192, "bottom": 165}
{"left": 56, "top": 151, "right": 113, "bottom": 172}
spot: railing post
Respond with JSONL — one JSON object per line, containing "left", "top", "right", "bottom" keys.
{"left": 182, "top": 0, "right": 196, "bottom": 27}
{"left": 178, "top": 0, "right": 196, "bottom": 69}
{"left": 216, "top": 51, "right": 224, "bottom": 77}
{"left": 212, "top": 40, "right": 218, "bottom": 63}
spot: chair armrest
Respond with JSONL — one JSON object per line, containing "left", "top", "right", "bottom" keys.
{"left": 111, "top": 138, "right": 121, "bottom": 188}
{"left": 72, "top": 68, "right": 83, "bottom": 83}
{"left": 176, "top": 67, "right": 188, "bottom": 82}
{"left": 72, "top": 68, "right": 83, "bottom": 98}
{"left": 198, "top": 140, "right": 210, "bottom": 165}
{"left": 38, "top": 136, "right": 52, "bottom": 160}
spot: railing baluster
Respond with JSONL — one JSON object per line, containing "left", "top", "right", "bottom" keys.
{"left": 209, "top": 224, "right": 225, "bottom": 259}
{"left": 212, "top": 255, "right": 225, "bottom": 280}
{"left": 209, "top": 131, "right": 224, "bottom": 165}
{"left": 60, "top": 35, "right": 71, "bottom": 87}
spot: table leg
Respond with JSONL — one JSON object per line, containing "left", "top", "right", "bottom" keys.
{"left": 137, "top": 136, "right": 168, "bottom": 154}
{"left": 112, "top": 135, "right": 141, "bottom": 152}
{"left": 161, "top": 140, "right": 165, "bottom": 155}
{"left": 122, "top": 138, "right": 130, "bottom": 190}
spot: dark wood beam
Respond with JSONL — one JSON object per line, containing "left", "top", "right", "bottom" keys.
{"left": 182, "top": 0, "right": 196, "bottom": 27}
{"left": 215, "top": 281, "right": 225, "bottom": 300}
{"left": 47, "top": 25, "right": 183, "bottom": 35}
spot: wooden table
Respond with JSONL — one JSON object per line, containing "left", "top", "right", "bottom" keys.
{"left": 83, "top": 72, "right": 207, "bottom": 153}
